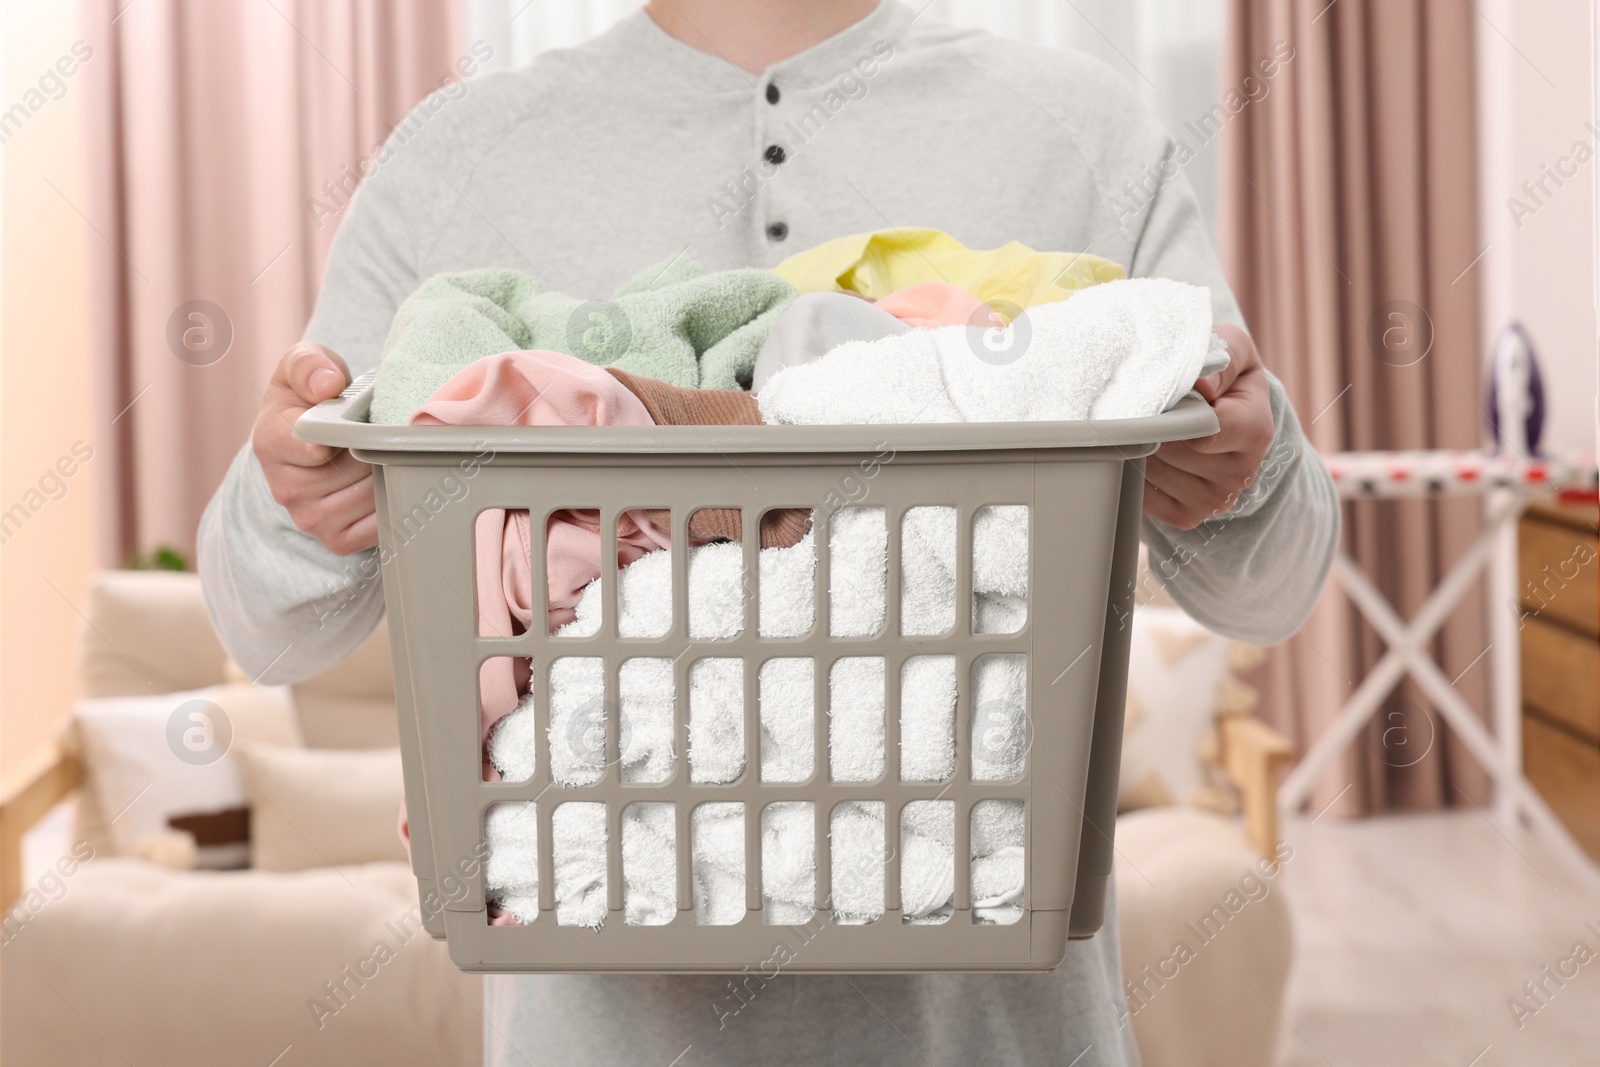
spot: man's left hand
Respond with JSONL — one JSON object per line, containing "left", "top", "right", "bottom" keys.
{"left": 1143, "top": 323, "right": 1276, "bottom": 530}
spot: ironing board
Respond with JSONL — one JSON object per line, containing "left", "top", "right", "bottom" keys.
{"left": 1278, "top": 447, "right": 1599, "bottom": 878}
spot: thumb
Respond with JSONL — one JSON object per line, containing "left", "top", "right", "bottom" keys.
{"left": 282, "top": 343, "right": 352, "bottom": 407}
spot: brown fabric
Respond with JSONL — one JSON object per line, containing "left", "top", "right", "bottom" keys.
{"left": 1219, "top": 0, "right": 1489, "bottom": 815}
{"left": 168, "top": 806, "right": 251, "bottom": 847}
{"left": 83, "top": 0, "right": 464, "bottom": 564}
{"left": 607, "top": 369, "right": 813, "bottom": 548}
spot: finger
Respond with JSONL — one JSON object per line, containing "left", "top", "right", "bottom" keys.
{"left": 1141, "top": 481, "right": 1192, "bottom": 529}
{"left": 1188, "top": 373, "right": 1274, "bottom": 457}
{"left": 310, "top": 471, "right": 377, "bottom": 526}
{"left": 280, "top": 469, "right": 374, "bottom": 532}
{"left": 259, "top": 411, "right": 368, "bottom": 471}
{"left": 1155, "top": 439, "right": 1247, "bottom": 480}
{"left": 1145, "top": 454, "right": 1215, "bottom": 506}
{"left": 1197, "top": 324, "right": 1257, "bottom": 401}
{"left": 282, "top": 343, "right": 352, "bottom": 407}
{"left": 330, "top": 510, "right": 380, "bottom": 556}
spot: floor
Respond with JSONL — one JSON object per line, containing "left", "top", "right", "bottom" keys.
{"left": 1272, "top": 811, "right": 1600, "bottom": 1067}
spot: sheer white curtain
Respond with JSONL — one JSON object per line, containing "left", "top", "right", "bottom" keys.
{"left": 463, "top": 0, "right": 1225, "bottom": 230}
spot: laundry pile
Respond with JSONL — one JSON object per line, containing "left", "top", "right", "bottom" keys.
{"left": 371, "top": 227, "right": 1227, "bottom": 927}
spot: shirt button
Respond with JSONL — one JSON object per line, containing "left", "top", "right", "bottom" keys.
{"left": 764, "top": 144, "right": 787, "bottom": 166}
{"left": 766, "top": 83, "right": 780, "bottom": 104}
{"left": 766, "top": 222, "right": 789, "bottom": 242}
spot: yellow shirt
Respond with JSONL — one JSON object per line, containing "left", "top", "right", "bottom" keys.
{"left": 772, "top": 227, "right": 1126, "bottom": 313}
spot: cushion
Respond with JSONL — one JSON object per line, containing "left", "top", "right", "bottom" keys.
{"left": 72, "top": 684, "right": 301, "bottom": 868}
{"left": 1118, "top": 605, "right": 1261, "bottom": 812}
{"left": 79, "top": 571, "right": 230, "bottom": 697}
{"left": 225, "top": 619, "right": 399, "bottom": 749}
{"left": 238, "top": 744, "right": 408, "bottom": 871}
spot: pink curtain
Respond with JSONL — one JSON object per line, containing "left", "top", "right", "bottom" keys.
{"left": 83, "top": 0, "right": 463, "bottom": 564}
{"left": 1219, "top": 0, "right": 1491, "bottom": 814}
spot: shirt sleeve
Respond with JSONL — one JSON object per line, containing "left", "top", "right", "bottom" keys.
{"left": 197, "top": 107, "right": 423, "bottom": 683}
{"left": 1126, "top": 140, "right": 1341, "bottom": 644}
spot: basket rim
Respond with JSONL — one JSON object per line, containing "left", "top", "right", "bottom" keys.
{"left": 296, "top": 371, "right": 1219, "bottom": 456}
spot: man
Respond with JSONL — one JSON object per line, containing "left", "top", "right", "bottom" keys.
{"left": 201, "top": 1, "right": 1336, "bottom": 1062}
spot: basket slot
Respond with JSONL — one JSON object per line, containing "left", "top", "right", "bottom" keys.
{"left": 972, "top": 505, "right": 1030, "bottom": 634}
{"left": 828, "top": 507, "right": 885, "bottom": 638}
{"left": 828, "top": 657, "right": 884, "bottom": 783}
{"left": 688, "top": 658, "right": 745, "bottom": 784}
{"left": 970, "top": 799, "right": 1026, "bottom": 926}
{"left": 900, "top": 800, "right": 954, "bottom": 925}
{"left": 551, "top": 802, "right": 607, "bottom": 925}
{"left": 758, "top": 657, "right": 814, "bottom": 783}
{"left": 547, "top": 657, "right": 606, "bottom": 787}
{"left": 884, "top": 502, "right": 904, "bottom": 642}
{"left": 621, "top": 802, "right": 676, "bottom": 924}
{"left": 761, "top": 801, "right": 815, "bottom": 925}
{"left": 828, "top": 800, "right": 883, "bottom": 924}
{"left": 481, "top": 801, "right": 538, "bottom": 925}
{"left": 899, "top": 656, "right": 957, "bottom": 782}
{"left": 691, "top": 802, "right": 746, "bottom": 925}
{"left": 954, "top": 504, "right": 973, "bottom": 640}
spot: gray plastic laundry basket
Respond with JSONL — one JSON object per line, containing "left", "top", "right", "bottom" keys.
{"left": 297, "top": 374, "right": 1216, "bottom": 974}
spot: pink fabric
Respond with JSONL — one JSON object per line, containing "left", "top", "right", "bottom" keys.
{"left": 408, "top": 351, "right": 672, "bottom": 754}
{"left": 874, "top": 281, "right": 997, "bottom": 328}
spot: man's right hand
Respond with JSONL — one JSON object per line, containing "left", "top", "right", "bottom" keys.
{"left": 252, "top": 342, "right": 377, "bottom": 555}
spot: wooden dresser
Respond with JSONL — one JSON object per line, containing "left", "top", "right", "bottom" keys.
{"left": 1519, "top": 498, "right": 1600, "bottom": 859}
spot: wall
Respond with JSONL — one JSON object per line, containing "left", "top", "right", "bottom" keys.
{"left": 1477, "top": 0, "right": 1598, "bottom": 455}
{"left": 1, "top": 0, "right": 96, "bottom": 787}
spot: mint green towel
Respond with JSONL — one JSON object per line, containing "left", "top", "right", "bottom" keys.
{"left": 369, "top": 261, "right": 796, "bottom": 424}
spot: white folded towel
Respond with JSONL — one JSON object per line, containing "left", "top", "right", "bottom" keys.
{"left": 757, "top": 277, "right": 1225, "bottom": 427}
